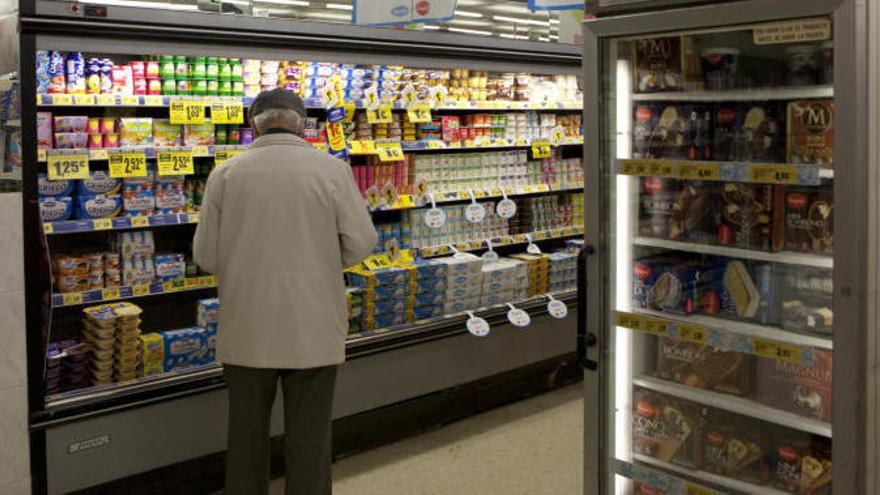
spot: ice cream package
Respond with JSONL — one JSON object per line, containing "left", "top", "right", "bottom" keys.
{"left": 632, "top": 256, "right": 701, "bottom": 315}
{"left": 713, "top": 102, "right": 785, "bottom": 163}
{"left": 697, "top": 257, "right": 778, "bottom": 325}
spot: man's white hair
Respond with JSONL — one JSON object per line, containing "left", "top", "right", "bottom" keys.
{"left": 252, "top": 108, "right": 305, "bottom": 134}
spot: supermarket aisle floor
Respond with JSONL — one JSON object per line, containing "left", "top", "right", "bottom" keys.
{"left": 271, "top": 384, "right": 584, "bottom": 495}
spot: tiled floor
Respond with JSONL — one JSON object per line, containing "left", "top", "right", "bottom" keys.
{"left": 271, "top": 384, "right": 584, "bottom": 495}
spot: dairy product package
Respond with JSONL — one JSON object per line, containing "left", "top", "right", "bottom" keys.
{"left": 152, "top": 119, "right": 183, "bottom": 147}
{"left": 119, "top": 118, "right": 153, "bottom": 146}
{"left": 183, "top": 123, "right": 215, "bottom": 146}
{"left": 74, "top": 194, "right": 123, "bottom": 220}
{"left": 37, "top": 112, "right": 53, "bottom": 149}
{"left": 154, "top": 253, "right": 186, "bottom": 282}
{"left": 123, "top": 187, "right": 156, "bottom": 216}
{"left": 54, "top": 115, "right": 89, "bottom": 133}
{"left": 197, "top": 298, "right": 219, "bottom": 327}
{"left": 122, "top": 255, "right": 155, "bottom": 286}
{"left": 39, "top": 196, "right": 73, "bottom": 221}
{"left": 77, "top": 171, "right": 122, "bottom": 195}
{"left": 115, "top": 230, "right": 155, "bottom": 257}
{"left": 38, "top": 173, "right": 75, "bottom": 197}
{"left": 161, "top": 327, "right": 207, "bottom": 372}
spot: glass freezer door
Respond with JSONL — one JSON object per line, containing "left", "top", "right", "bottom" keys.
{"left": 590, "top": 15, "right": 837, "bottom": 495}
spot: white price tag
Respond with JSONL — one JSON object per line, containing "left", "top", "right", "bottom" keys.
{"left": 526, "top": 234, "right": 542, "bottom": 254}
{"left": 464, "top": 191, "right": 486, "bottom": 224}
{"left": 466, "top": 311, "right": 490, "bottom": 337}
{"left": 481, "top": 239, "right": 499, "bottom": 264}
{"left": 546, "top": 294, "right": 568, "bottom": 319}
{"left": 507, "top": 304, "right": 531, "bottom": 328}
{"left": 424, "top": 193, "right": 446, "bottom": 229}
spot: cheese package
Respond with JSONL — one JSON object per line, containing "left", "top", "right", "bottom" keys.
{"left": 74, "top": 194, "right": 122, "bottom": 220}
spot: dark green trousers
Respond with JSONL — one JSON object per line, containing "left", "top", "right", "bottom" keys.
{"left": 224, "top": 364, "right": 337, "bottom": 495}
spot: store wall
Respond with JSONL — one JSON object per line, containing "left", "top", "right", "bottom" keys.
{"left": 0, "top": 192, "right": 31, "bottom": 495}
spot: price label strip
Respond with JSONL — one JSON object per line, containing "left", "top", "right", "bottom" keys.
{"left": 214, "top": 149, "right": 242, "bottom": 165}
{"left": 618, "top": 159, "right": 677, "bottom": 177}
{"left": 210, "top": 100, "right": 244, "bottom": 124}
{"left": 678, "top": 162, "right": 720, "bottom": 181}
{"left": 748, "top": 164, "right": 799, "bottom": 184}
{"left": 108, "top": 151, "right": 148, "bottom": 178}
{"left": 47, "top": 152, "right": 90, "bottom": 180}
{"left": 157, "top": 150, "right": 194, "bottom": 176}
{"left": 349, "top": 140, "right": 377, "bottom": 155}
{"left": 753, "top": 337, "right": 803, "bottom": 364}
{"left": 169, "top": 98, "right": 205, "bottom": 124}
{"left": 532, "top": 140, "right": 552, "bottom": 159}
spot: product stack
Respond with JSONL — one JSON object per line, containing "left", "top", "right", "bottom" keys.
{"left": 403, "top": 202, "right": 509, "bottom": 249}
{"left": 510, "top": 253, "right": 551, "bottom": 297}
{"left": 479, "top": 258, "right": 529, "bottom": 307}
{"left": 409, "top": 260, "right": 448, "bottom": 321}
{"left": 45, "top": 340, "right": 90, "bottom": 394}
{"left": 547, "top": 251, "right": 578, "bottom": 293}
{"left": 82, "top": 301, "right": 144, "bottom": 386}
{"left": 352, "top": 157, "right": 413, "bottom": 197}
{"left": 436, "top": 253, "right": 484, "bottom": 314}
{"left": 347, "top": 288, "right": 364, "bottom": 334}
{"left": 348, "top": 265, "right": 411, "bottom": 331}
{"left": 52, "top": 252, "right": 120, "bottom": 293}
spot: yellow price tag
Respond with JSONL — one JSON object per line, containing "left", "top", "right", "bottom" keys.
{"left": 532, "top": 140, "right": 552, "bottom": 159}
{"left": 169, "top": 98, "right": 205, "bottom": 124}
{"left": 143, "top": 95, "right": 163, "bottom": 106}
{"left": 349, "top": 140, "right": 377, "bottom": 154}
{"left": 326, "top": 121, "right": 347, "bottom": 153}
{"left": 447, "top": 140, "right": 462, "bottom": 149}
{"left": 74, "top": 94, "right": 95, "bottom": 105}
{"left": 38, "top": 149, "right": 47, "bottom": 162}
{"left": 90, "top": 149, "right": 109, "bottom": 160}
{"left": 203, "top": 275, "right": 217, "bottom": 286}
{"left": 480, "top": 137, "right": 492, "bottom": 148}
{"left": 108, "top": 152, "right": 147, "bottom": 178}
{"left": 47, "top": 153, "right": 90, "bottom": 180}
{"left": 120, "top": 95, "right": 139, "bottom": 106}
{"left": 132, "top": 284, "right": 151, "bottom": 296}
{"left": 131, "top": 216, "right": 150, "bottom": 228}
{"left": 157, "top": 150, "right": 194, "bottom": 176}
{"left": 678, "top": 162, "right": 720, "bottom": 180}
{"left": 101, "top": 287, "right": 121, "bottom": 301}
{"left": 185, "top": 278, "right": 200, "bottom": 289}
{"left": 343, "top": 101, "right": 357, "bottom": 123}
{"left": 426, "top": 140, "right": 445, "bottom": 150}
{"left": 377, "top": 143, "right": 405, "bottom": 162}
{"left": 753, "top": 337, "right": 803, "bottom": 363}
{"left": 643, "top": 317, "right": 669, "bottom": 336}
{"left": 464, "top": 139, "right": 475, "bottom": 148}
{"left": 192, "top": 145, "right": 210, "bottom": 157}
{"left": 43, "top": 223, "right": 53, "bottom": 234}
{"left": 686, "top": 484, "right": 717, "bottom": 495}
{"left": 366, "top": 188, "right": 381, "bottom": 210}
{"left": 407, "top": 103, "right": 432, "bottom": 124}
{"left": 645, "top": 161, "right": 677, "bottom": 177}
{"left": 748, "top": 165, "right": 799, "bottom": 184}
{"left": 61, "top": 292, "right": 83, "bottom": 305}
{"left": 619, "top": 160, "right": 650, "bottom": 176}
{"left": 677, "top": 323, "right": 707, "bottom": 345}
{"left": 366, "top": 104, "right": 393, "bottom": 124}
{"left": 52, "top": 94, "right": 73, "bottom": 105}
{"left": 96, "top": 94, "right": 116, "bottom": 106}
{"left": 514, "top": 137, "right": 528, "bottom": 147}
{"left": 187, "top": 213, "right": 200, "bottom": 223}
{"left": 214, "top": 149, "right": 242, "bottom": 165}
{"left": 495, "top": 138, "right": 508, "bottom": 147}
{"left": 616, "top": 312, "right": 642, "bottom": 330}
{"left": 92, "top": 219, "right": 113, "bottom": 230}
{"left": 211, "top": 101, "right": 244, "bottom": 124}
{"left": 363, "top": 254, "right": 393, "bottom": 271}
{"left": 499, "top": 236, "right": 513, "bottom": 245}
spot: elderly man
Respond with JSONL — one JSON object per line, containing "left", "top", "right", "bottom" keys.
{"left": 194, "top": 88, "right": 377, "bottom": 495}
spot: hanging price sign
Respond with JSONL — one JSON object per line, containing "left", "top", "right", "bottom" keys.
{"left": 319, "top": 85, "right": 340, "bottom": 109}
{"left": 365, "top": 185, "right": 382, "bottom": 210}
{"left": 430, "top": 86, "right": 448, "bottom": 108}
{"left": 532, "top": 140, "right": 552, "bottom": 159}
{"left": 210, "top": 101, "right": 244, "bottom": 124}
{"left": 363, "top": 254, "right": 393, "bottom": 271}
{"left": 407, "top": 103, "right": 432, "bottom": 124}
{"left": 464, "top": 191, "right": 485, "bottom": 224}
{"left": 424, "top": 194, "right": 446, "bottom": 229}
{"left": 496, "top": 187, "right": 517, "bottom": 219}
{"left": 546, "top": 294, "right": 568, "bottom": 319}
{"left": 481, "top": 239, "right": 499, "bottom": 264}
{"left": 349, "top": 140, "right": 377, "bottom": 155}
{"left": 401, "top": 83, "right": 417, "bottom": 107}
{"left": 326, "top": 121, "right": 347, "bottom": 153}
{"left": 108, "top": 151, "right": 148, "bottom": 178}
{"left": 507, "top": 303, "right": 531, "bottom": 328}
{"left": 46, "top": 152, "right": 90, "bottom": 180}
{"left": 377, "top": 142, "right": 405, "bottom": 162}
{"left": 364, "top": 86, "right": 379, "bottom": 108}
{"left": 381, "top": 182, "right": 399, "bottom": 207}
{"left": 413, "top": 178, "right": 429, "bottom": 206}
{"left": 157, "top": 150, "right": 194, "bottom": 176}
{"left": 526, "top": 234, "right": 542, "bottom": 254}
{"left": 466, "top": 311, "right": 490, "bottom": 337}
{"left": 169, "top": 98, "right": 205, "bottom": 124}
{"left": 366, "top": 104, "right": 393, "bottom": 124}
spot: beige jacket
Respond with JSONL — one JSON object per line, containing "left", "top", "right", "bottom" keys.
{"left": 193, "top": 133, "right": 377, "bottom": 369}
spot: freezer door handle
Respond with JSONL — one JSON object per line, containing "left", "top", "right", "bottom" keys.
{"left": 576, "top": 248, "right": 598, "bottom": 371}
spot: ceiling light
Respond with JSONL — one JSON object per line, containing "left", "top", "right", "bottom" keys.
{"left": 447, "top": 27, "right": 492, "bottom": 36}
{"left": 422, "top": 24, "right": 441, "bottom": 30}
{"left": 258, "top": 0, "right": 309, "bottom": 5}
{"left": 492, "top": 15, "right": 551, "bottom": 27}
{"left": 79, "top": 0, "right": 199, "bottom": 10}
{"left": 326, "top": 2, "right": 352, "bottom": 9}
{"left": 549, "top": 19, "right": 559, "bottom": 25}
{"left": 454, "top": 9, "right": 482, "bottom": 18}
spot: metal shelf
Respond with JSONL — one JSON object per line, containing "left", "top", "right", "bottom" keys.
{"left": 35, "top": 93, "right": 583, "bottom": 111}
{"left": 418, "top": 225, "right": 584, "bottom": 257}
{"left": 44, "top": 212, "right": 200, "bottom": 235}
{"left": 631, "top": 85, "right": 833, "bottom": 102}
{"left": 51, "top": 276, "right": 216, "bottom": 308}
{"left": 633, "top": 237, "right": 833, "bottom": 268}
{"left": 631, "top": 454, "right": 790, "bottom": 495}
{"left": 633, "top": 376, "right": 832, "bottom": 437}
{"left": 616, "top": 159, "right": 830, "bottom": 186}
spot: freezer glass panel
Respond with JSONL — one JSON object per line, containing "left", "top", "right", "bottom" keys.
{"left": 602, "top": 18, "right": 835, "bottom": 495}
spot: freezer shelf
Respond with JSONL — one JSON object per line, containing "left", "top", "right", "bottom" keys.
{"left": 631, "top": 85, "right": 833, "bottom": 102}
{"left": 51, "top": 276, "right": 217, "bottom": 308}
{"left": 633, "top": 237, "right": 833, "bottom": 268}
{"left": 632, "top": 376, "right": 832, "bottom": 437}
{"left": 617, "top": 308, "right": 832, "bottom": 360}
{"left": 630, "top": 454, "right": 791, "bottom": 495}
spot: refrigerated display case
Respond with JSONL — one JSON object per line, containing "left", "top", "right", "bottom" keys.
{"left": 583, "top": 0, "right": 876, "bottom": 494}
{"left": 19, "top": 3, "right": 587, "bottom": 493}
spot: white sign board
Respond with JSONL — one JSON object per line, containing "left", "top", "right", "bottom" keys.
{"left": 353, "top": 0, "right": 456, "bottom": 26}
